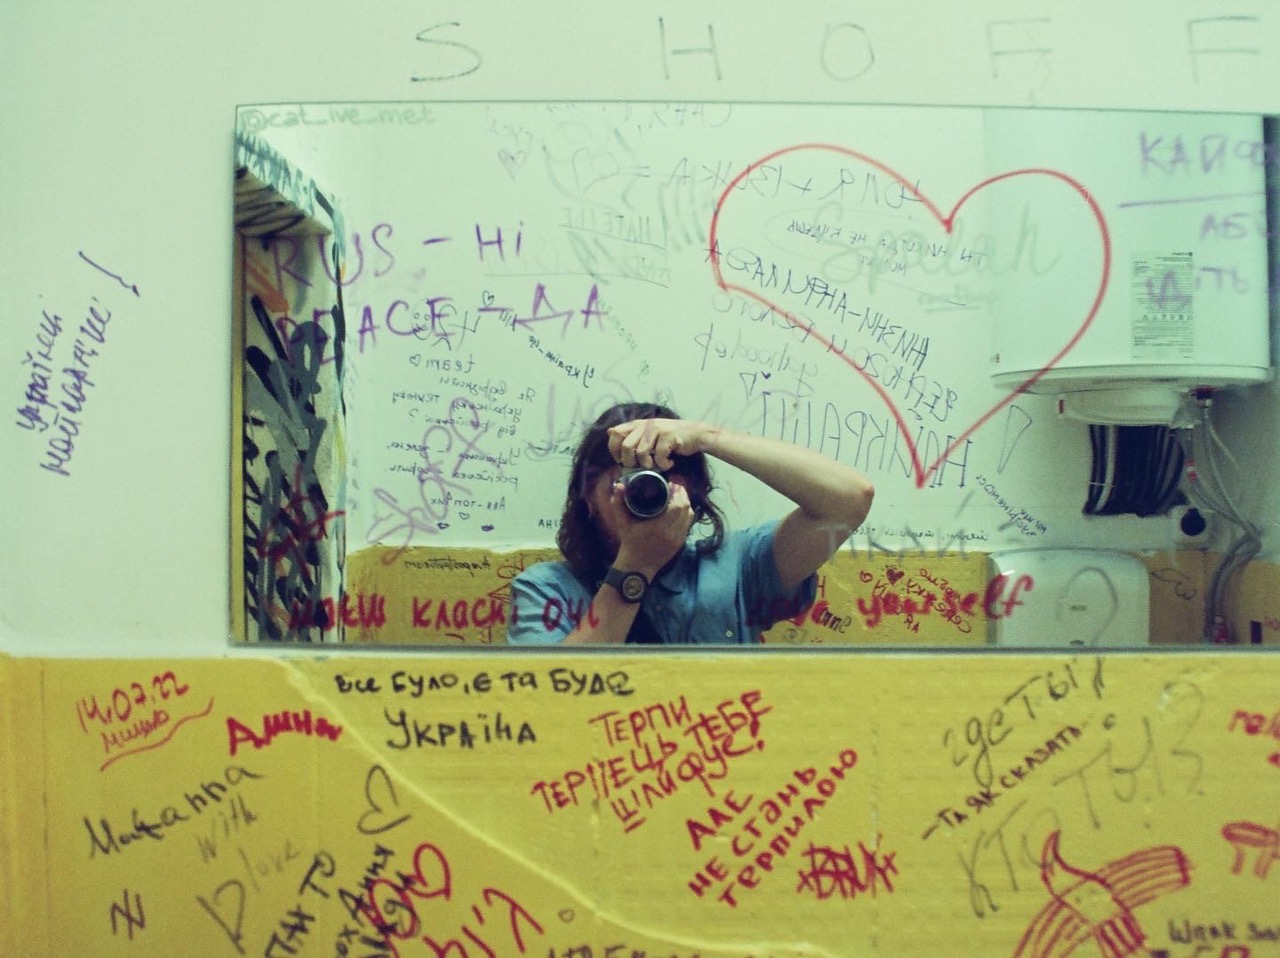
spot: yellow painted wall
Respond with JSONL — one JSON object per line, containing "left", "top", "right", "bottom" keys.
{"left": 300, "top": 544, "right": 1280, "bottom": 648}
{"left": 6, "top": 651, "right": 1280, "bottom": 956}
{"left": 340, "top": 545, "right": 994, "bottom": 647}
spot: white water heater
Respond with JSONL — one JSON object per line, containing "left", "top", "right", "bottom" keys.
{"left": 984, "top": 109, "right": 1272, "bottom": 424}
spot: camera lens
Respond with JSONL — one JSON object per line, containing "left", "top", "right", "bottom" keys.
{"left": 620, "top": 469, "right": 670, "bottom": 519}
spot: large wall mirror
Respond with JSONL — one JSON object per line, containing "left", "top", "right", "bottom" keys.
{"left": 232, "top": 101, "right": 1280, "bottom": 650}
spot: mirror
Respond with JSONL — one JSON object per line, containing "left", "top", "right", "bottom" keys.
{"left": 232, "top": 101, "right": 1278, "bottom": 649}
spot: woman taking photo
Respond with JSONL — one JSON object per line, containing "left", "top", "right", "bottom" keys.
{"left": 508, "top": 402, "right": 874, "bottom": 645}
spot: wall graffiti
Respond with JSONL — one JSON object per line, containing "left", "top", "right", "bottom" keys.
{"left": 236, "top": 168, "right": 349, "bottom": 641}
{"left": 14, "top": 653, "right": 1280, "bottom": 954}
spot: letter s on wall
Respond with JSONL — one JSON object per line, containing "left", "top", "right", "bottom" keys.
{"left": 412, "top": 23, "right": 482, "bottom": 82}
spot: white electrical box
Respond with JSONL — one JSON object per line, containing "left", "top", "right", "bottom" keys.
{"left": 987, "top": 548, "right": 1150, "bottom": 648}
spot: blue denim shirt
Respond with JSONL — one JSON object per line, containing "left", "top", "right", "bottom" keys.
{"left": 506, "top": 521, "right": 817, "bottom": 645}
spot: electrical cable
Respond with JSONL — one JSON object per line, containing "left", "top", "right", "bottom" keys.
{"left": 1142, "top": 426, "right": 1184, "bottom": 516}
{"left": 1093, "top": 425, "right": 1117, "bottom": 515}
{"left": 1106, "top": 426, "right": 1131, "bottom": 516}
{"left": 1079, "top": 417, "right": 1195, "bottom": 522}
{"left": 1131, "top": 427, "right": 1152, "bottom": 517}
{"left": 1204, "top": 406, "right": 1254, "bottom": 524}
{"left": 1180, "top": 396, "right": 1262, "bottom": 643}
{"left": 1157, "top": 427, "right": 1187, "bottom": 514}
{"left": 1100, "top": 425, "right": 1119, "bottom": 514}
{"left": 1084, "top": 424, "right": 1186, "bottom": 518}
{"left": 1083, "top": 423, "right": 1106, "bottom": 515}
{"left": 1157, "top": 428, "right": 1177, "bottom": 510}
{"left": 1130, "top": 427, "right": 1155, "bottom": 514}
{"left": 1205, "top": 408, "right": 1246, "bottom": 480}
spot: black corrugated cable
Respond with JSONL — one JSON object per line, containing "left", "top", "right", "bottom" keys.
{"left": 1134, "top": 426, "right": 1162, "bottom": 516}
{"left": 1131, "top": 427, "right": 1148, "bottom": 513}
{"left": 1102, "top": 425, "right": 1132, "bottom": 515}
{"left": 1100, "top": 424, "right": 1120, "bottom": 514}
{"left": 1145, "top": 426, "right": 1166, "bottom": 514}
{"left": 1098, "top": 425, "right": 1123, "bottom": 515}
{"left": 1083, "top": 423, "right": 1105, "bottom": 515}
{"left": 1084, "top": 424, "right": 1187, "bottom": 518}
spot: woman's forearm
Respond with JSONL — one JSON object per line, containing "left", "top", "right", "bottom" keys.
{"left": 559, "top": 586, "right": 641, "bottom": 645}
{"left": 703, "top": 425, "right": 874, "bottom": 531}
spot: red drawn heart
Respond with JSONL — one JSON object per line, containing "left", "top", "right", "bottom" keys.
{"left": 709, "top": 144, "right": 1111, "bottom": 488}
{"left": 886, "top": 567, "right": 904, "bottom": 585}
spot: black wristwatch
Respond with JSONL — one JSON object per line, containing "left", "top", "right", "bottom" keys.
{"left": 604, "top": 567, "right": 649, "bottom": 603}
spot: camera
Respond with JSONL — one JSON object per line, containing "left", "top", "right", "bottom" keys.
{"left": 619, "top": 468, "right": 670, "bottom": 519}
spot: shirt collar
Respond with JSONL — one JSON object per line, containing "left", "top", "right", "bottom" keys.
{"left": 652, "top": 542, "right": 698, "bottom": 595}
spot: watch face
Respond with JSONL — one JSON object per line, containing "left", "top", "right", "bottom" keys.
{"left": 620, "top": 573, "right": 647, "bottom": 602}
{"left": 607, "top": 568, "right": 647, "bottom": 602}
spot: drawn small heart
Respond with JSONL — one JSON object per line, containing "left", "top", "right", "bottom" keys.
{"left": 357, "top": 764, "right": 411, "bottom": 836}
{"left": 709, "top": 144, "right": 1110, "bottom": 488}
{"left": 558, "top": 909, "right": 576, "bottom": 923}
{"left": 498, "top": 149, "right": 527, "bottom": 178}
{"left": 886, "top": 567, "right": 904, "bottom": 585}
{"left": 572, "top": 149, "right": 621, "bottom": 193}
{"left": 409, "top": 354, "right": 421, "bottom": 367}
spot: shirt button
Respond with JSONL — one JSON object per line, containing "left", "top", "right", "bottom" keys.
{"left": 725, "top": 630, "right": 734, "bottom": 638}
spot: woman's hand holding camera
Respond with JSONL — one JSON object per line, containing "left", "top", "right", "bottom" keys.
{"left": 600, "top": 418, "right": 704, "bottom": 575}
{"left": 607, "top": 418, "right": 715, "bottom": 470}
{"left": 608, "top": 473, "right": 693, "bottom": 576}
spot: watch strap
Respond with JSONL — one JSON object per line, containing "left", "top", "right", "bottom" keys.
{"left": 604, "top": 567, "right": 649, "bottom": 603}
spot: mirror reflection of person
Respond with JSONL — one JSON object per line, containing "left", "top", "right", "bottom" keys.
{"left": 508, "top": 402, "right": 874, "bottom": 645}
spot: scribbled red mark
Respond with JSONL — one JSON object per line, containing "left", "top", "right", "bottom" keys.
{"left": 709, "top": 146, "right": 1111, "bottom": 489}
{"left": 99, "top": 698, "right": 216, "bottom": 772}
{"left": 1227, "top": 709, "right": 1280, "bottom": 773}
{"left": 256, "top": 462, "right": 345, "bottom": 567}
{"left": 361, "top": 841, "right": 544, "bottom": 958}
{"left": 76, "top": 670, "right": 192, "bottom": 733}
{"left": 795, "top": 837, "right": 898, "bottom": 901}
{"left": 76, "top": 671, "right": 209, "bottom": 772}
{"left": 859, "top": 570, "right": 1034, "bottom": 629}
{"left": 1012, "top": 831, "right": 1192, "bottom": 958}
{"left": 226, "top": 709, "right": 344, "bottom": 757}
{"left": 291, "top": 592, "right": 388, "bottom": 632}
{"left": 1222, "top": 820, "right": 1280, "bottom": 879}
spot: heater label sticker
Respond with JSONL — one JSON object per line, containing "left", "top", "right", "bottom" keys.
{"left": 1131, "top": 251, "right": 1195, "bottom": 360}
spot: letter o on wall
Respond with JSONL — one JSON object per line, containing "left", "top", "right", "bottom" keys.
{"left": 821, "top": 23, "right": 875, "bottom": 82}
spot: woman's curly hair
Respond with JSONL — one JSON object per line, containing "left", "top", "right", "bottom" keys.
{"left": 556, "top": 402, "right": 725, "bottom": 582}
